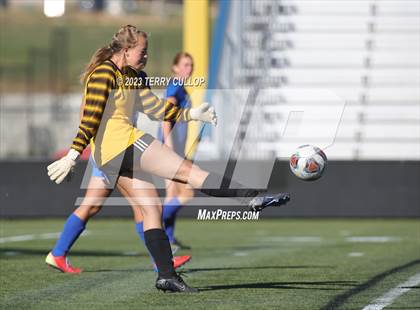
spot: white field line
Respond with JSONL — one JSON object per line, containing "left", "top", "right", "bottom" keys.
{"left": 266, "top": 236, "right": 323, "bottom": 242}
{"left": 0, "top": 231, "right": 90, "bottom": 244}
{"left": 361, "top": 272, "right": 420, "bottom": 310}
{"left": 265, "top": 236, "right": 398, "bottom": 244}
{"left": 346, "top": 236, "right": 400, "bottom": 243}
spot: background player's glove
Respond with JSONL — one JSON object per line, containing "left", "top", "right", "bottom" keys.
{"left": 189, "top": 102, "right": 217, "bottom": 125}
{"left": 47, "top": 149, "right": 80, "bottom": 184}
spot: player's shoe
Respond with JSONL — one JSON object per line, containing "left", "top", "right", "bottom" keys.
{"left": 45, "top": 252, "right": 82, "bottom": 274}
{"left": 155, "top": 273, "right": 198, "bottom": 293}
{"left": 171, "top": 238, "right": 192, "bottom": 250}
{"left": 152, "top": 255, "right": 192, "bottom": 272}
{"left": 248, "top": 193, "right": 290, "bottom": 212}
{"left": 173, "top": 255, "right": 191, "bottom": 269}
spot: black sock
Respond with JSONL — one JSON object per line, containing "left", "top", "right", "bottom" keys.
{"left": 144, "top": 229, "right": 175, "bottom": 278}
{"left": 200, "top": 172, "right": 260, "bottom": 200}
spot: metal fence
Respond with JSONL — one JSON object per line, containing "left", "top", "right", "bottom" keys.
{"left": 211, "top": 0, "right": 420, "bottom": 160}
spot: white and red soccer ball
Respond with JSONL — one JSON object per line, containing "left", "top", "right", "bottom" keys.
{"left": 289, "top": 145, "right": 327, "bottom": 181}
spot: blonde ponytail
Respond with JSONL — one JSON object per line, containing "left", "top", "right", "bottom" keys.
{"left": 80, "top": 25, "right": 148, "bottom": 84}
{"left": 80, "top": 46, "right": 114, "bottom": 83}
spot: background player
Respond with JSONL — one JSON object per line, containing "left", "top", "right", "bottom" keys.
{"left": 157, "top": 52, "right": 196, "bottom": 251}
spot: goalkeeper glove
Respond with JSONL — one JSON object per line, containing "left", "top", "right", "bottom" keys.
{"left": 47, "top": 149, "right": 80, "bottom": 184}
{"left": 189, "top": 102, "right": 217, "bottom": 125}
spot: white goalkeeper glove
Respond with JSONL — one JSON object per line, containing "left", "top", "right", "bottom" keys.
{"left": 47, "top": 149, "right": 80, "bottom": 184}
{"left": 189, "top": 102, "right": 217, "bottom": 125}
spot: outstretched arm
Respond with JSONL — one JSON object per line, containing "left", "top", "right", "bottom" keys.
{"left": 138, "top": 88, "right": 216, "bottom": 124}
{"left": 138, "top": 87, "right": 190, "bottom": 122}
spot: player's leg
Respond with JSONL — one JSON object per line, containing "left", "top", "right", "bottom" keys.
{"left": 46, "top": 176, "right": 112, "bottom": 273}
{"left": 139, "top": 137, "right": 290, "bottom": 211}
{"left": 116, "top": 180, "right": 146, "bottom": 242}
{"left": 116, "top": 174, "right": 197, "bottom": 292}
{"left": 177, "top": 182, "right": 194, "bottom": 205}
{"left": 162, "top": 180, "right": 192, "bottom": 250}
{"left": 173, "top": 183, "right": 194, "bottom": 248}
{"left": 117, "top": 177, "right": 191, "bottom": 270}
{"left": 162, "top": 179, "right": 182, "bottom": 249}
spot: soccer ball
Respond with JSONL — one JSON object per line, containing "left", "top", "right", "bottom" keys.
{"left": 289, "top": 145, "right": 327, "bottom": 181}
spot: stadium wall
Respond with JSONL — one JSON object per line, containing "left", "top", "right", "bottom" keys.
{"left": 0, "top": 160, "right": 418, "bottom": 218}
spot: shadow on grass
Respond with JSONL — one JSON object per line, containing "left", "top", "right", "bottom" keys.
{"left": 185, "top": 265, "right": 333, "bottom": 273}
{"left": 69, "top": 265, "right": 331, "bottom": 274}
{"left": 82, "top": 267, "right": 152, "bottom": 273}
{"left": 0, "top": 247, "right": 147, "bottom": 258}
{"left": 322, "top": 259, "right": 420, "bottom": 310}
{"left": 199, "top": 280, "right": 358, "bottom": 291}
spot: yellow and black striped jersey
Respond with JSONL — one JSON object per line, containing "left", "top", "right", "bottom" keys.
{"left": 71, "top": 60, "right": 191, "bottom": 166}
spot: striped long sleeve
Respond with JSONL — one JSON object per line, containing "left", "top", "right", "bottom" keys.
{"left": 71, "top": 65, "right": 115, "bottom": 153}
{"left": 138, "top": 88, "right": 191, "bottom": 122}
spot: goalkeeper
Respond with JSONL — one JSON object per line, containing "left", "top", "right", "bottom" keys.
{"left": 46, "top": 70, "right": 191, "bottom": 274}
{"left": 47, "top": 25, "right": 290, "bottom": 293}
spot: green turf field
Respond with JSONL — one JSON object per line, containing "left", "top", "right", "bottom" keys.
{"left": 0, "top": 219, "right": 419, "bottom": 309}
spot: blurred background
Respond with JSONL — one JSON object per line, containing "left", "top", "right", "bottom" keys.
{"left": 0, "top": 0, "right": 419, "bottom": 217}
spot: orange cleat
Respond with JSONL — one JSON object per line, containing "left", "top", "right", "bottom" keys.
{"left": 45, "top": 252, "right": 82, "bottom": 274}
{"left": 173, "top": 255, "right": 191, "bottom": 269}
{"left": 152, "top": 255, "right": 191, "bottom": 272}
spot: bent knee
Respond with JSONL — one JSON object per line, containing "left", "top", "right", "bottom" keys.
{"left": 139, "top": 204, "right": 162, "bottom": 218}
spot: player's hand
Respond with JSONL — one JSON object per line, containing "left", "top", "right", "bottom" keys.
{"left": 47, "top": 149, "right": 80, "bottom": 184}
{"left": 189, "top": 102, "right": 217, "bottom": 125}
